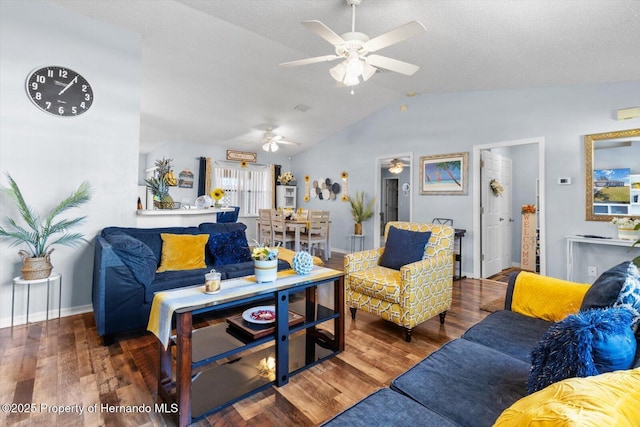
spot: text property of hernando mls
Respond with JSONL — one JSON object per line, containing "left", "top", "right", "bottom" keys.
{"left": 2, "top": 402, "right": 179, "bottom": 416}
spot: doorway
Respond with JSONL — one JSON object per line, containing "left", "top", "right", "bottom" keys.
{"left": 480, "top": 150, "right": 513, "bottom": 277}
{"left": 374, "top": 153, "right": 413, "bottom": 249}
{"left": 472, "top": 138, "right": 546, "bottom": 278}
{"left": 381, "top": 177, "right": 399, "bottom": 236}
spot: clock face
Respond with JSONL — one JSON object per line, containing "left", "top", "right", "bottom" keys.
{"left": 26, "top": 66, "right": 93, "bottom": 117}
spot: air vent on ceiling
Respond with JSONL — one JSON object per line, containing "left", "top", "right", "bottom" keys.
{"left": 293, "top": 104, "right": 310, "bottom": 112}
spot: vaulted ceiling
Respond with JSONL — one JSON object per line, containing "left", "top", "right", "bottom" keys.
{"left": 52, "top": 0, "right": 640, "bottom": 154}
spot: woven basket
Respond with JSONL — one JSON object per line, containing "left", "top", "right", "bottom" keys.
{"left": 21, "top": 256, "right": 53, "bottom": 280}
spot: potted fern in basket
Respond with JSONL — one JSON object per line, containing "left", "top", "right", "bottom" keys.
{"left": 0, "top": 173, "right": 92, "bottom": 279}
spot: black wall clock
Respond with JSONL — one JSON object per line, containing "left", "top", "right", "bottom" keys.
{"left": 26, "top": 66, "right": 93, "bottom": 117}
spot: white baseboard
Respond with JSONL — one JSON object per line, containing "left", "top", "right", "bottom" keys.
{"left": 0, "top": 304, "right": 93, "bottom": 329}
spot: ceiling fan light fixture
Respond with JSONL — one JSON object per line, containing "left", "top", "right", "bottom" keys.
{"left": 262, "top": 141, "right": 279, "bottom": 152}
{"left": 329, "top": 62, "right": 346, "bottom": 82}
{"left": 389, "top": 158, "right": 404, "bottom": 174}
{"left": 346, "top": 53, "right": 363, "bottom": 76}
{"left": 362, "top": 62, "right": 377, "bottom": 81}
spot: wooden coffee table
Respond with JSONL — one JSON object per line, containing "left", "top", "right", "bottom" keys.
{"left": 154, "top": 267, "right": 344, "bottom": 427}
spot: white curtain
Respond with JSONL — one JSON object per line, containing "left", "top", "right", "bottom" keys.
{"left": 213, "top": 164, "right": 272, "bottom": 216}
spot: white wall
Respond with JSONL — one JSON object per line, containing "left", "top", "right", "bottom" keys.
{"left": 0, "top": 0, "right": 141, "bottom": 326}
{"left": 291, "top": 81, "right": 640, "bottom": 279}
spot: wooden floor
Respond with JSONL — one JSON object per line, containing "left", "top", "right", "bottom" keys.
{"left": 0, "top": 254, "right": 506, "bottom": 427}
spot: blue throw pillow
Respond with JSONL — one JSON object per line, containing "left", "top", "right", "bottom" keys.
{"left": 527, "top": 307, "right": 637, "bottom": 394}
{"left": 103, "top": 231, "right": 157, "bottom": 286}
{"left": 379, "top": 226, "right": 431, "bottom": 270}
{"left": 581, "top": 261, "right": 632, "bottom": 310}
{"left": 613, "top": 262, "right": 640, "bottom": 332}
{"left": 208, "top": 229, "right": 252, "bottom": 266}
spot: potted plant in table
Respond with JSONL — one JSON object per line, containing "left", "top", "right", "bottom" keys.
{"left": 0, "top": 173, "right": 92, "bottom": 279}
{"left": 347, "top": 191, "right": 376, "bottom": 235}
{"left": 610, "top": 217, "right": 640, "bottom": 241}
{"left": 251, "top": 241, "right": 280, "bottom": 283}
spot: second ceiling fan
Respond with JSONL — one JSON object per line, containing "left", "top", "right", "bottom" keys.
{"left": 260, "top": 128, "right": 301, "bottom": 152}
{"left": 280, "top": 0, "right": 426, "bottom": 88}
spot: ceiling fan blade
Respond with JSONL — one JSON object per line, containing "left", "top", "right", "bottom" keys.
{"left": 279, "top": 55, "right": 340, "bottom": 68}
{"left": 366, "top": 55, "right": 420, "bottom": 76}
{"left": 302, "top": 20, "right": 345, "bottom": 46}
{"left": 278, "top": 140, "right": 301, "bottom": 146}
{"left": 363, "top": 21, "right": 426, "bottom": 52}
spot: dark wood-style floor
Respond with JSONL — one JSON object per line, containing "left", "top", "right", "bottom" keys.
{"left": 0, "top": 254, "right": 506, "bottom": 427}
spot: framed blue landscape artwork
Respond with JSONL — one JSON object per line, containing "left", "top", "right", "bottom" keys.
{"left": 420, "top": 152, "right": 468, "bottom": 195}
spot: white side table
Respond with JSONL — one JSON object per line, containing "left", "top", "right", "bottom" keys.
{"left": 12, "top": 273, "right": 62, "bottom": 327}
{"left": 350, "top": 234, "right": 365, "bottom": 252}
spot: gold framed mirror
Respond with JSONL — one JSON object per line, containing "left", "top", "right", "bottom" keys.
{"left": 585, "top": 128, "right": 640, "bottom": 221}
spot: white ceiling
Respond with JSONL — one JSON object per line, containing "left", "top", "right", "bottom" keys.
{"left": 52, "top": 0, "right": 640, "bottom": 154}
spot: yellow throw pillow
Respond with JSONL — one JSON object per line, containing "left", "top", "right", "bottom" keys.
{"left": 511, "top": 272, "right": 590, "bottom": 322}
{"left": 494, "top": 368, "right": 640, "bottom": 426}
{"left": 156, "top": 233, "right": 209, "bottom": 272}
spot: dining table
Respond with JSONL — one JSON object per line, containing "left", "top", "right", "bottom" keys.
{"left": 255, "top": 217, "right": 331, "bottom": 258}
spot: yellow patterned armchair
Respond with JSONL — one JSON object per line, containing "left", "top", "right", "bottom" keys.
{"left": 345, "top": 221, "right": 454, "bottom": 342}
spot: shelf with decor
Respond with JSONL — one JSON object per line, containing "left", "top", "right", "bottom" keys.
{"left": 276, "top": 185, "right": 297, "bottom": 209}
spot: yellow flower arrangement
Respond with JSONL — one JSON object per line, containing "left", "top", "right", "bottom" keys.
{"left": 211, "top": 188, "right": 225, "bottom": 201}
{"left": 278, "top": 171, "right": 294, "bottom": 185}
{"left": 521, "top": 204, "right": 536, "bottom": 214}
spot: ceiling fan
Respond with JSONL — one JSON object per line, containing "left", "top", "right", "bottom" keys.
{"left": 259, "top": 128, "right": 301, "bottom": 152}
{"left": 388, "top": 158, "right": 407, "bottom": 174}
{"left": 279, "top": 0, "right": 426, "bottom": 88}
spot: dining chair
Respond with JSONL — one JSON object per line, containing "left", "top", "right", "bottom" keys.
{"left": 302, "top": 210, "right": 330, "bottom": 260}
{"left": 216, "top": 206, "right": 240, "bottom": 223}
{"left": 271, "top": 209, "right": 296, "bottom": 249}
{"left": 257, "top": 209, "right": 274, "bottom": 245}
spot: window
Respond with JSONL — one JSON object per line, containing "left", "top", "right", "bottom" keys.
{"left": 212, "top": 166, "right": 272, "bottom": 216}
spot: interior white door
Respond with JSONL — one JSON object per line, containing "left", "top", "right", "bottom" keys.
{"left": 385, "top": 178, "right": 399, "bottom": 223}
{"left": 481, "top": 150, "right": 513, "bottom": 277}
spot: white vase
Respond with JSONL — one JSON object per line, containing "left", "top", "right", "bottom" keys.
{"left": 617, "top": 226, "right": 639, "bottom": 241}
{"left": 254, "top": 259, "right": 278, "bottom": 283}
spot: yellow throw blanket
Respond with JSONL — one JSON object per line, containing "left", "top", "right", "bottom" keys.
{"left": 511, "top": 272, "right": 590, "bottom": 322}
{"left": 278, "top": 248, "right": 324, "bottom": 267}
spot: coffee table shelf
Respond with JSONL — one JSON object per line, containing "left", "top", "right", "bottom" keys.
{"left": 155, "top": 267, "right": 344, "bottom": 427}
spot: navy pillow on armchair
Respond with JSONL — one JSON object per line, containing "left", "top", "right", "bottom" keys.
{"left": 379, "top": 226, "right": 431, "bottom": 270}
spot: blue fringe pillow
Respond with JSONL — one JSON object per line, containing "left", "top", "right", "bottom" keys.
{"left": 527, "top": 307, "right": 637, "bottom": 394}
{"left": 207, "top": 229, "right": 252, "bottom": 266}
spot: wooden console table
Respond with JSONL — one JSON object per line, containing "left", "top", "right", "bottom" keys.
{"left": 151, "top": 267, "right": 344, "bottom": 426}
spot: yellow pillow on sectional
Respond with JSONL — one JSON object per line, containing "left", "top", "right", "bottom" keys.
{"left": 511, "top": 272, "right": 590, "bottom": 322}
{"left": 156, "top": 233, "right": 209, "bottom": 272}
{"left": 493, "top": 368, "right": 640, "bottom": 427}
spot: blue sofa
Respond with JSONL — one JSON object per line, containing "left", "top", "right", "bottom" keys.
{"left": 92, "top": 222, "right": 289, "bottom": 342}
{"left": 323, "top": 264, "right": 640, "bottom": 426}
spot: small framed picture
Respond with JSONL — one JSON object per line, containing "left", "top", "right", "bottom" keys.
{"left": 419, "top": 152, "right": 468, "bottom": 195}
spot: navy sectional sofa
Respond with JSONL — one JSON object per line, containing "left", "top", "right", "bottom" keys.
{"left": 91, "top": 222, "right": 289, "bottom": 343}
{"left": 323, "top": 267, "right": 640, "bottom": 426}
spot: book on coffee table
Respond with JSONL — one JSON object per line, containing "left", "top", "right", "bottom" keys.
{"left": 226, "top": 310, "right": 305, "bottom": 340}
